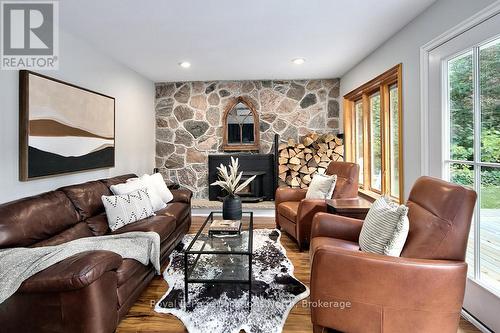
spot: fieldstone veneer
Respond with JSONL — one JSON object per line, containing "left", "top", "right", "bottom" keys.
{"left": 155, "top": 79, "right": 340, "bottom": 198}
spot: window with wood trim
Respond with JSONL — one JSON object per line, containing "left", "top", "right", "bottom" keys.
{"left": 344, "top": 64, "right": 403, "bottom": 202}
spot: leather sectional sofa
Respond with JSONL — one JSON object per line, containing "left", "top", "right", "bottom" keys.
{"left": 0, "top": 174, "right": 192, "bottom": 333}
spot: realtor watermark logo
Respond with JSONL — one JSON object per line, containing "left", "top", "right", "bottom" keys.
{"left": 1, "top": 1, "right": 59, "bottom": 70}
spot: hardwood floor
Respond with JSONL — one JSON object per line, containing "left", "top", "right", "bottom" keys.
{"left": 117, "top": 216, "right": 479, "bottom": 333}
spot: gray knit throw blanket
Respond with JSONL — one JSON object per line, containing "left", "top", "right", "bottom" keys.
{"left": 0, "top": 231, "right": 161, "bottom": 304}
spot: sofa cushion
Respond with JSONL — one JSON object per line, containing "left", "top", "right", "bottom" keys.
{"left": 110, "top": 215, "right": 176, "bottom": 243}
{"left": 19, "top": 251, "right": 123, "bottom": 293}
{"left": 100, "top": 174, "right": 137, "bottom": 188}
{"left": 85, "top": 213, "right": 110, "bottom": 236}
{"left": 116, "top": 258, "right": 149, "bottom": 286}
{"left": 32, "top": 222, "right": 94, "bottom": 247}
{"left": 59, "top": 181, "right": 111, "bottom": 220}
{"left": 278, "top": 201, "right": 300, "bottom": 222}
{"left": 0, "top": 191, "right": 79, "bottom": 248}
{"left": 156, "top": 202, "right": 190, "bottom": 227}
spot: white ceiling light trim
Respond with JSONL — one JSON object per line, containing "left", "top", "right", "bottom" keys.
{"left": 291, "top": 58, "right": 305, "bottom": 65}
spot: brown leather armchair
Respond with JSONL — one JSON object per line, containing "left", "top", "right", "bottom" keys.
{"left": 309, "top": 176, "right": 477, "bottom": 333}
{"left": 275, "top": 161, "right": 359, "bottom": 250}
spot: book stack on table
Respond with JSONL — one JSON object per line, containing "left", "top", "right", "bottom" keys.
{"left": 208, "top": 219, "right": 242, "bottom": 236}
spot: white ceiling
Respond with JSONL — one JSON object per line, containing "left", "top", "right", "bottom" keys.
{"left": 59, "top": 0, "right": 436, "bottom": 82}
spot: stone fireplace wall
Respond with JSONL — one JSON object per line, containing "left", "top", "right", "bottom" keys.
{"left": 155, "top": 79, "right": 340, "bottom": 198}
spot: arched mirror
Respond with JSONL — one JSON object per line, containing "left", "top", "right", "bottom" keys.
{"left": 222, "top": 96, "right": 260, "bottom": 151}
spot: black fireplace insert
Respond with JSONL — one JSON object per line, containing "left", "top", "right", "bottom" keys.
{"left": 208, "top": 153, "right": 275, "bottom": 201}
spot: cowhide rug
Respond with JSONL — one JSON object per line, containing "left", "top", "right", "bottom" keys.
{"left": 155, "top": 229, "right": 309, "bottom": 333}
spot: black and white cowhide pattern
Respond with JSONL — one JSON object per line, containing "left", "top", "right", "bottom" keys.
{"left": 155, "top": 229, "right": 309, "bottom": 333}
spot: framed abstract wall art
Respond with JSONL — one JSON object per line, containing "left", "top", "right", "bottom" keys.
{"left": 19, "top": 70, "right": 115, "bottom": 180}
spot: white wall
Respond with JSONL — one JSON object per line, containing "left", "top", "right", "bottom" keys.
{"left": 340, "top": 0, "right": 496, "bottom": 199}
{"left": 0, "top": 30, "right": 155, "bottom": 203}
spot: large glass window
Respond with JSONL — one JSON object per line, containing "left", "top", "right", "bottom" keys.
{"left": 344, "top": 64, "right": 403, "bottom": 202}
{"left": 446, "top": 37, "right": 500, "bottom": 293}
{"left": 370, "top": 92, "right": 382, "bottom": 191}
{"left": 354, "top": 101, "right": 364, "bottom": 185}
{"left": 389, "top": 84, "right": 400, "bottom": 198}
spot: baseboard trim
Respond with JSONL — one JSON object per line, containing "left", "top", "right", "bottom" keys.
{"left": 462, "top": 308, "right": 493, "bottom": 333}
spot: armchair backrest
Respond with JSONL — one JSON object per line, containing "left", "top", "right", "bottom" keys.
{"left": 401, "top": 176, "right": 477, "bottom": 261}
{"left": 326, "top": 161, "right": 359, "bottom": 199}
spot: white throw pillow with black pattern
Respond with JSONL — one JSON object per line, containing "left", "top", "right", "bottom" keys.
{"left": 102, "top": 188, "right": 155, "bottom": 231}
{"left": 359, "top": 197, "right": 409, "bottom": 257}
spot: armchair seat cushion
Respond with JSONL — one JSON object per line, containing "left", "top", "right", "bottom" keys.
{"left": 277, "top": 202, "right": 299, "bottom": 222}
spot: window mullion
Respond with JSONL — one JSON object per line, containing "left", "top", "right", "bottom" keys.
{"left": 381, "top": 84, "right": 391, "bottom": 197}
{"left": 472, "top": 45, "right": 481, "bottom": 280}
{"left": 362, "top": 93, "right": 371, "bottom": 191}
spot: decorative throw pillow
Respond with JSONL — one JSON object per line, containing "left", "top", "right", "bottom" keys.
{"left": 359, "top": 197, "right": 410, "bottom": 257}
{"left": 111, "top": 178, "right": 166, "bottom": 211}
{"left": 102, "top": 188, "right": 155, "bottom": 231}
{"left": 305, "top": 174, "right": 337, "bottom": 199}
{"left": 128, "top": 174, "right": 173, "bottom": 204}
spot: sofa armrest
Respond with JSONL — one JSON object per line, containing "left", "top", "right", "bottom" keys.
{"left": 310, "top": 246, "right": 467, "bottom": 313}
{"left": 19, "top": 250, "right": 122, "bottom": 293}
{"left": 170, "top": 188, "right": 192, "bottom": 204}
{"left": 311, "top": 212, "right": 363, "bottom": 242}
{"left": 295, "top": 199, "right": 327, "bottom": 249}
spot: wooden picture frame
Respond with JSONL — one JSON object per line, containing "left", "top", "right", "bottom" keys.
{"left": 19, "top": 70, "right": 116, "bottom": 181}
{"left": 222, "top": 96, "right": 260, "bottom": 151}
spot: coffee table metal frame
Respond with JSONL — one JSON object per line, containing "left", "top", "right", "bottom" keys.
{"left": 183, "top": 211, "right": 253, "bottom": 309}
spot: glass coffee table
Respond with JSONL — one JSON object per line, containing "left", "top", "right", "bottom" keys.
{"left": 184, "top": 211, "right": 253, "bottom": 308}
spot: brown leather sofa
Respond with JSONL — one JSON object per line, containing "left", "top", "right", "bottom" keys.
{"left": 0, "top": 174, "right": 192, "bottom": 333}
{"left": 275, "top": 161, "right": 359, "bottom": 250}
{"left": 309, "top": 176, "right": 476, "bottom": 333}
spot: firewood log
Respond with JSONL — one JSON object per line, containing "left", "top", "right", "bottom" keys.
{"left": 308, "top": 158, "right": 318, "bottom": 168}
{"left": 299, "top": 165, "right": 309, "bottom": 174}
{"left": 288, "top": 149, "right": 296, "bottom": 157}
{"left": 287, "top": 138, "right": 296, "bottom": 147}
{"left": 279, "top": 149, "right": 289, "bottom": 158}
{"left": 278, "top": 157, "right": 289, "bottom": 165}
{"left": 278, "top": 165, "right": 289, "bottom": 174}
{"left": 302, "top": 136, "right": 314, "bottom": 147}
{"left": 279, "top": 172, "right": 287, "bottom": 181}
{"left": 324, "top": 133, "right": 335, "bottom": 143}
{"left": 289, "top": 157, "right": 301, "bottom": 165}
{"left": 278, "top": 143, "right": 288, "bottom": 151}
{"left": 290, "top": 177, "right": 300, "bottom": 187}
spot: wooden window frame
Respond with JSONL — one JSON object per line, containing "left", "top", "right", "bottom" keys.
{"left": 343, "top": 64, "right": 404, "bottom": 202}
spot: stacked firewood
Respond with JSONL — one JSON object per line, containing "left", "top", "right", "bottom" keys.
{"left": 278, "top": 133, "right": 344, "bottom": 188}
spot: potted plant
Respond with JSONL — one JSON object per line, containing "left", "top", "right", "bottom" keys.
{"left": 210, "top": 157, "right": 256, "bottom": 220}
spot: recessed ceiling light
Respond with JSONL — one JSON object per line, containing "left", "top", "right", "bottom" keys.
{"left": 179, "top": 61, "right": 191, "bottom": 68}
{"left": 292, "top": 58, "right": 305, "bottom": 65}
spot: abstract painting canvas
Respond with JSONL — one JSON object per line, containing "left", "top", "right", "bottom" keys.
{"left": 19, "top": 70, "right": 115, "bottom": 180}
